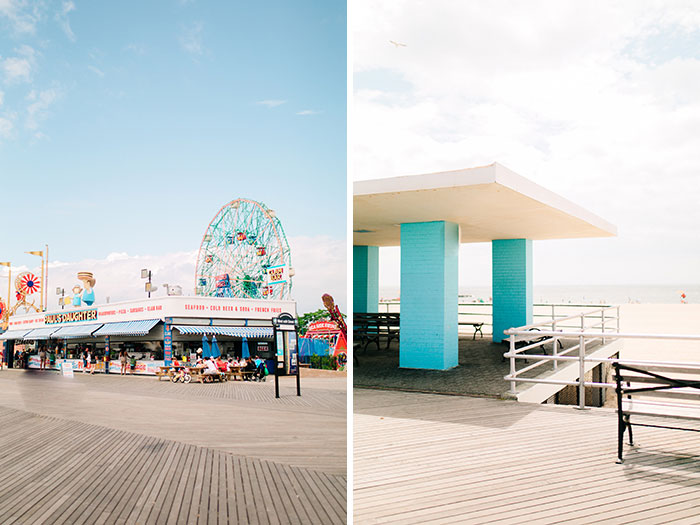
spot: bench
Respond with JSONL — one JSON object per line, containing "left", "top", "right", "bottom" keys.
{"left": 459, "top": 322, "right": 484, "bottom": 340}
{"left": 223, "top": 368, "right": 252, "bottom": 381}
{"left": 155, "top": 367, "right": 174, "bottom": 381}
{"left": 353, "top": 313, "right": 400, "bottom": 352}
{"left": 614, "top": 361, "right": 700, "bottom": 463}
{"left": 189, "top": 367, "right": 225, "bottom": 383}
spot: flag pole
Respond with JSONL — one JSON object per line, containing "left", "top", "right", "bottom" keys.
{"left": 44, "top": 244, "right": 48, "bottom": 312}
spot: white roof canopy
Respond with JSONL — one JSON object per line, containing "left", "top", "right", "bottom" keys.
{"left": 353, "top": 163, "right": 617, "bottom": 247}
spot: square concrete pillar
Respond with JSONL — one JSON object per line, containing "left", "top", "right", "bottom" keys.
{"left": 400, "top": 221, "right": 459, "bottom": 370}
{"left": 353, "top": 245, "right": 379, "bottom": 313}
{"left": 492, "top": 239, "right": 533, "bottom": 342}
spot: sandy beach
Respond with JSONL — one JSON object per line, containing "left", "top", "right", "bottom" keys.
{"left": 618, "top": 303, "right": 700, "bottom": 362}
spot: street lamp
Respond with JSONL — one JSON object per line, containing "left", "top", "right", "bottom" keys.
{"left": 141, "top": 269, "right": 157, "bottom": 298}
{"left": 56, "top": 287, "right": 65, "bottom": 310}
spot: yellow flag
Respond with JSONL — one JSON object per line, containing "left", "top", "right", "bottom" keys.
{"left": 0, "top": 262, "right": 10, "bottom": 267}
{"left": 26, "top": 251, "right": 43, "bottom": 256}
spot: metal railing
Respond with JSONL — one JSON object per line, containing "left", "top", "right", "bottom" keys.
{"left": 378, "top": 300, "right": 615, "bottom": 334}
{"left": 503, "top": 306, "right": 700, "bottom": 408}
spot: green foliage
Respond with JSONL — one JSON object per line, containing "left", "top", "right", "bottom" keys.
{"left": 297, "top": 308, "right": 347, "bottom": 336}
{"left": 309, "top": 355, "right": 339, "bottom": 370}
{"left": 298, "top": 309, "right": 331, "bottom": 335}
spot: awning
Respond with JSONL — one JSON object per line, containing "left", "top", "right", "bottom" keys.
{"left": 51, "top": 323, "right": 104, "bottom": 339}
{"left": 0, "top": 329, "right": 34, "bottom": 340}
{"left": 22, "top": 327, "right": 60, "bottom": 340}
{"left": 93, "top": 319, "right": 160, "bottom": 337}
{"left": 173, "top": 325, "right": 274, "bottom": 338}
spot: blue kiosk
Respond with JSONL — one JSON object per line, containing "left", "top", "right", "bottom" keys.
{"left": 353, "top": 163, "right": 617, "bottom": 370}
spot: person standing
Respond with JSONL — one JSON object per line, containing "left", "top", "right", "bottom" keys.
{"left": 38, "top": 346, "right": 47, "bottom": 371}
{"left": 85, "top": 349, "right": 92, "bottom": 374}
{"left": 119, "top": 350, "right": 128, "bottom": 375}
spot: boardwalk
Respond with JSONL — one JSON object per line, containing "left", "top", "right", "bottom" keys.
{"left": 355, "top": 388, "right": 700, "bottom": 524}
{"left": 0, "top": 369, "right": 346, "bottom": 524}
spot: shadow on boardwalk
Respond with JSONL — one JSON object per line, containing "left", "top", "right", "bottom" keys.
{"left": 354, "top": 337, "right": 514, "bottom": 397}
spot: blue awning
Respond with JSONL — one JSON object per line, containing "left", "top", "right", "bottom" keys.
{"left": 93, "top": 319, "right": 160, "bottom": 337}
{"left": 0, "top": 329, "right": 34, "bottom": 340}
{"left": 51, "top": 323, "right": 104, "bottom": 339}
{"left": 173, "top": 325, "right": 274, "bottom": 338}
{"left": 22, "top": 327, "right": 60, "bottom": 340}
{"left": 216, "top": 326, "right": 274, "bottom": 338}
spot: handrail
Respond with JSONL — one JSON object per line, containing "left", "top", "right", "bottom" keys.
{"left": 379, "top": 301, "right": 616, "bottom": 334}
{"left": 504, "top": 305, "right": 700, "bottom": 408}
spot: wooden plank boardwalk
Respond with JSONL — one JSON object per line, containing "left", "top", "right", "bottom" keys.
{"left": 354, "top": 389, "right": 700, "bottom": 524}
{"left": 0, "top": 406, "right": 346, "bottom": 524}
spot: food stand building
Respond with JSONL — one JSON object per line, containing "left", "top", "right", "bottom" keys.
{"left": 0, "top": 295, "right": 296, "bottom": 374}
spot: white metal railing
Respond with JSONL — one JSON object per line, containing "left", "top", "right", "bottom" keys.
{"left": 503, "top": 305, "right": 700, "bottom": 408}
{"left": 378, "top": 300, "right": 615, "bottom": 335}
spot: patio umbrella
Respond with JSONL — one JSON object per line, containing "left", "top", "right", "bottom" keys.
{"left": 241, "top": 337, "right": 250, "bottom": 359}
{"left": 202, "top": 335, "right": 211, "bottom": 359}
{"left": 210, "top": 335, "right": 221, "bottom": 358}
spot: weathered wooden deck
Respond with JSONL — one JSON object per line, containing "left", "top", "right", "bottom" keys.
{"left": 354, "top": 389, "right": 700, "bottom": 524}
{"left": 0, "top": 369, "right": 346, "bottom": 524}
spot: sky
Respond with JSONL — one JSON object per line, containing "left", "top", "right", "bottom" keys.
{"left": 352, "top": 0, "right": 700, "bottom": 293}
{"left": 0, "top": 0, "right": 346, "bottom": 314}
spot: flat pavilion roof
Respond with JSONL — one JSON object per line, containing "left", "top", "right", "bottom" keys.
{"left": 354, "top": 163, "right": 617, "bottom": 247}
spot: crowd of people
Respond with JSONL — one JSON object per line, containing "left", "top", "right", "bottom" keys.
{"left": 9, "top": 344, "right": 271, "bottom": 382}
{"left": 177, "top": 353, "right": 269, "bottom": 381}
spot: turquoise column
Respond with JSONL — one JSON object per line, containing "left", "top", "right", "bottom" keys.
{"left": 353, "top": 245, "right": 379, "bottom": 313}
{"left": 400, "top": 221, "right": 459, "bottom": 370}
{"left": 492, "top": 239, "right": 533, "bottom": 343}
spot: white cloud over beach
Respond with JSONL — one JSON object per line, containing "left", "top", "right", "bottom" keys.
{"left": 3, "top": 235, "right": 346, "bottom": 316}
{"left": 353, "top": 0, "right": 700, "bottom": 286}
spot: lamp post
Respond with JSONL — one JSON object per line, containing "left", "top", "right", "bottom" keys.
{"left": 141, "top": 269, "right": 157, "bottom": 298}
{"left": 0, "top": 262, "right": 10, "bottom": 329}
{"left": 56, "top": 287, "right": 65, "bottom": 310}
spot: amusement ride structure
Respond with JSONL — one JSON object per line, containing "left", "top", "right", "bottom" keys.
{"left": 194, "top": 198, "right": 293, "bottom": 300}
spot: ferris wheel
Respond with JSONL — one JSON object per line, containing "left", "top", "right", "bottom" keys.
{"left": 195, "top": 198, "right": 293, "bottom": 300}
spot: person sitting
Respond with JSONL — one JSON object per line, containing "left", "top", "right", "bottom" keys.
{"left": 203, "top": 357, "right": 221, "bottom": 380}
{"left": 244, "top": 358, "right": 256, "bottom": 380}
{"left": 255, "top": 359, "right": 267, "bottom": 382}
{"left": 215, "top": 356, "right": 227, "bottom": 373}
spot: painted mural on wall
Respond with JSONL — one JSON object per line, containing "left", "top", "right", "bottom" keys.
{"left": 70, "top": 272, "right": 97, "bottom": 307}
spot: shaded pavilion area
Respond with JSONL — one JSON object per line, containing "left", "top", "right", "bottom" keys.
{"left": 354, "top": 163, "right": 617, "bottom": 371}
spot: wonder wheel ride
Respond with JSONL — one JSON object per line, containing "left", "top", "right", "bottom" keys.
{"left": 195, "top": 198, "right": 293, "bottom": 300}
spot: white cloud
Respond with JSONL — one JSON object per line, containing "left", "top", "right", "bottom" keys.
{"left": 26, "top": 88, "right": 58, "bottom": 130}
{"left": 10, "top": 235, "right": 346, "bottom": 315}
{"left": 2, "top": 45, "right": 36, "bottom": 84}
{"left": 257, "top": 99, "right": 286, "bottom": 108}
{"left": 353, "top": 0, "right": 700, "bottom": 285}
{"left": 0, "top": 115, "right": 12, "bottom": 138}
{"left": 0, "top": 0, "right": 41, "bottom": 34}
{"left": 55, "top": 1, "right": 76, "bottom": 41}
{"left": 296, "top": 109, "right": 320, "bottom": 116}
{"left": 87, "top": 65, "right": 105, "bottom": 77}
{"left": 180, "top": 21, "right": 204, "bottom": 56}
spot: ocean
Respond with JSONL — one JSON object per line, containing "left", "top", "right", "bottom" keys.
{"left": 379, "top": 284, "right": 700, "bottom": 305}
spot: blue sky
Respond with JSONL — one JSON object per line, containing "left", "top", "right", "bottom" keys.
{"left": 1, "top": 0, "right": 345, "bottom": 260}
{"left": 1, "top": 1, "right": 346, "bottom": 311}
